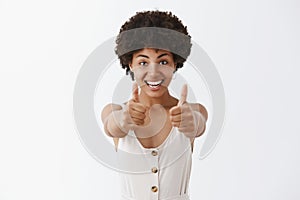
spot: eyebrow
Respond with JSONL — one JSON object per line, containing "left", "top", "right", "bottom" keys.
{"left": 136, "top": 53, "right": 170, "bottom": 59}
{"left": 157, "top": 53, "right": 170, "bottom": 58}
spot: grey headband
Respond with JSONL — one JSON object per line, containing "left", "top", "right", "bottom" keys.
{"left": 115, "top": 27, "right": 192, "bottom": 59}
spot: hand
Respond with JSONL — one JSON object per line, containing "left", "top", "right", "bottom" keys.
{"left": 119, "top": 82, "right": 147, "bottom": 132}
{"left": 169, "top": 84, "right": 198, "bottom": 137}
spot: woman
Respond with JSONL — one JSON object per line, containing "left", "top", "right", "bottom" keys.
{"left": 101, "top": 10, "right": 208, "bottom": 200}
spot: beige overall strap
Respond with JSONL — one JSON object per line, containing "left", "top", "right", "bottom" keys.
{"left": 113, "top": 137, "right": 119, "bottom": 152}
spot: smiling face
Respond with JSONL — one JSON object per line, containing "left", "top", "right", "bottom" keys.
{"left": 130, "top": 48, "right": 176, "bottom": 98}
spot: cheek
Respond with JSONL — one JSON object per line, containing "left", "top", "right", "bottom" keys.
{"left": 160, "top": 65, "right": 175, "bottom": 75}
{"left": 160, "top": 68, "right": 175, "bottom": 86}
{"left": 132, "top": 68, "right": 146, "bottom": 85}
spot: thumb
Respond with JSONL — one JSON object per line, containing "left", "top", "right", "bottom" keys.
{"left": 177, "top": 84, "right": 188, "bottom": 106}
{"left": 132, "top": 82, "right": 139, "bottom": 102}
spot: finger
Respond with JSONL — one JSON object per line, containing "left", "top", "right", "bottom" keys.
{"left": 171, "top": 122, "right": 180, "bottom": 127}
{"left": 132, "top": 103, "right": 147, "bottom": 113}
{"left": 170, "top": 114, "right": 182, "bottom": 123}
{"left": 131, "top": 117, "right": 144, "bottom": 125}
{"left": 129, "top": 109, "right": 146, "bottom": 120}
{"left": 169, "top": 106, "right": 181, "bottom": 116}
{"left": 132, "top": 82, "right": 139, "bottom": 102}
{"left": 177, "top": 84, "right": 188, "bottom": 106}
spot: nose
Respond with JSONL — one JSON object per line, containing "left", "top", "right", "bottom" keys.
{"left": 147, "top": 63, "right": 159, "bottom": 75}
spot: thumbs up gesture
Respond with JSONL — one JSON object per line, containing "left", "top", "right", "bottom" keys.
{"left": 169, "top": 84, "right": 200, "bottom": 138}
{"left": 128, "top": 82, "right": 148, "bottom": 125}
{"left": 119, "top": 83, "right": 148, "bottom": 132}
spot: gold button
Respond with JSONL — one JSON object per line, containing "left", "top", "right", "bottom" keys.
{"left": 151, "top": 167, "right": 158, "bottom": 173}
{"left": 151, "top": 186, "right": 158, "bottom": 192}
{"left": 151, "top": 150, "right": 158, "bottom": 156}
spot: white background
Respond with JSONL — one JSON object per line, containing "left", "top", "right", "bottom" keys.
{"left": 0, "top": 0, "right": 300, "bottom": 199}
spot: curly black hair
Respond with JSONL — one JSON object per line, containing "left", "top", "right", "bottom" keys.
{"left": 115, "top": 10, "right": 192, "bottom": 80}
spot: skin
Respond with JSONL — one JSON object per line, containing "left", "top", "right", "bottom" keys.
{"left": 101, "top": 48, "right": 208, "bottom": 149}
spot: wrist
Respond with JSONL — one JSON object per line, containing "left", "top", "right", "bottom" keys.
{"left": 192, "top": 111, "right": 206, "bottom": 137}
{"left": 107, "top": 111, "right": 129, "bottom": 137}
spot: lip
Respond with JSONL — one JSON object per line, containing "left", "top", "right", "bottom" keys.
{"left": 148, "top": 84, "right": 161, "bottom": 91}
{"left": 144, "top": 80, "right": 164, "bottom": 91}
{"left": 144, "top": 79, "right": 164, "bottom": 86}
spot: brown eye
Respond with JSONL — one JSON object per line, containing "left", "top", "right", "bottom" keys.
{"left": 139, "top": 61, "right": 148, "bottom": 66}
{"left": 159, "top": 60, "right": 168, "bottom": 65}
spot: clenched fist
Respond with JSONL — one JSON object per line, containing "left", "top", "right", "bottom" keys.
{"left": 169, "top": 84, "right": 205, "bottom": 138}
{"left": 118, "top": 82, "right": 148, "bottom": 133}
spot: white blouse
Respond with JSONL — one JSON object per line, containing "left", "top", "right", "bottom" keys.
{"left": 116, "top": 127, "right": 193, "bottom": 200}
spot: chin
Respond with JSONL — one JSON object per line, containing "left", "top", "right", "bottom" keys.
{"left": 142, "top": 85, "right": 168, "bottom": 98}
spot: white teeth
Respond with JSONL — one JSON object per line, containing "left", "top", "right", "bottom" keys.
{"left": 146, "top": 80, "right": 163, "bottom": 86}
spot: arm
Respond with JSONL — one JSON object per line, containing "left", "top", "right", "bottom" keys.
{"left": 169, "top": 84, "right": 208, "bottom": 139}
{"left": 190, "top": 103, "right": 208, "bottom": 138}
{"left": 101, "top": 103, "right": 128, "bottom": 138}
{"left": 188, "top": 103, "right": 208, "bottom": 152}
{"left": 101, "top": 83, "right": 147, "bottom": 138}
